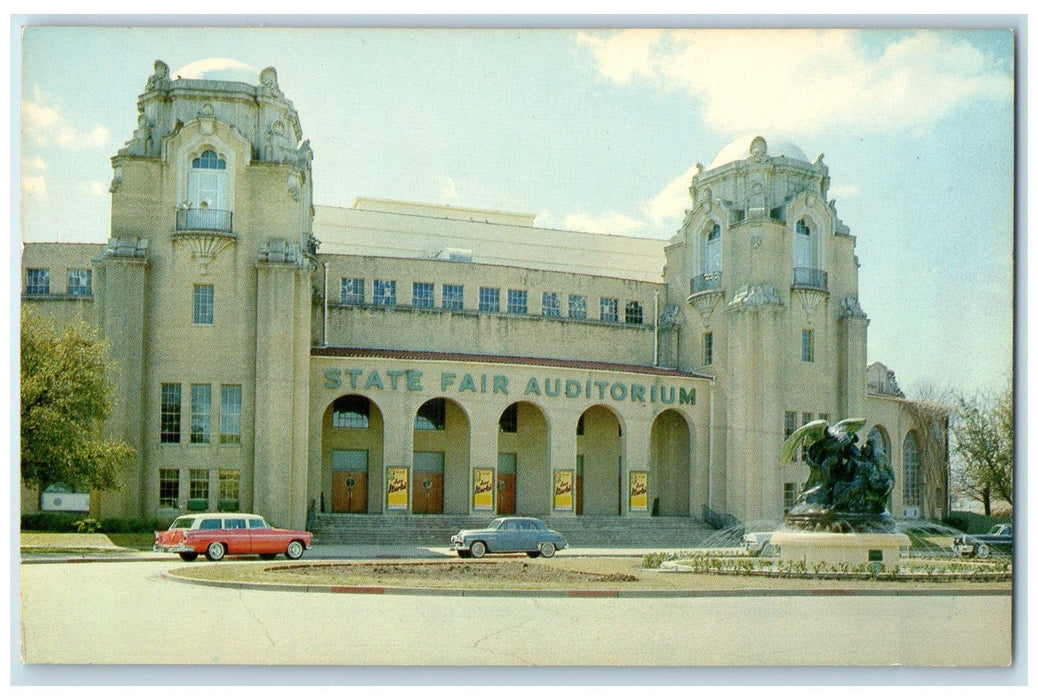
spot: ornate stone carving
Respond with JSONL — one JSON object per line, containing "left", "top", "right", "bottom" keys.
{"left": 841, "top": 296, "right": 868, "bottom": 320}
{"left": 259, "top": 66, "right": 284, "bottom": 99}
{"left": 794, "top": 288, "right": 825, "bottom": 322}
{"left": 102, "top": 236, "right": 149, "bottom": 259}
{"left": 146, "top": 60, "right": 170, "bottom": 91}
{"left": 727, "top": 284, "right": 781, "bottom": 312}
{"left": 287, "top": 171, "right": 302, "bottom": 201}
{"left": 258, "top": 238, "right": 305, "bottom": 265}
{"left": 178, "top": 234, "right": 233, "bottom": 275}
{"left": 692, "top": 293, "right": 722, "bottom": 326}
{"left": 657, "top": 304, "right": 681, "bottom": 330}
{"left": 749, "top": 136, "right": 768, "bottom": 162}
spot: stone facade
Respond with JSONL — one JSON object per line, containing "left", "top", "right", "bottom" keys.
{"left": 20, "top": 65, "right": 948, "bottom": 529}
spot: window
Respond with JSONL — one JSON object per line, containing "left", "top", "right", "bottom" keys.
{"left": 160, "top": 383, "right": 182, "bottom": 444}
{"left": 801, "top": 329, "right": 814, "bottom": 363}
{"left": 373, "top": 280, "right": 396, "bottom": 306}
{"left": 478, "top": 287, "right": 500, "bottom": 313}
{"left": 67, "top": 269, "right": 92, "bottom": 296}
{"left": 784, "top": 411, "right": 797, "bottom": 461}
{"left": 333, "top": 395, "right": 370, "bottom": 428}
{"left": 784, "top": 483, "right": 800, "bottom": 512}
{"left": 25, "top": 268, "right": 50, "bottom": 295}
{"left": 499, "top": 404, "right": 518, "bottom": 433}
{"left": 541, "top": 292, "right": 560, "bottom": 317}
{"left": 159, "top": 469, "right": 179, "bottom": 509}
{"left": 415, "top": 398, "right": 446, "bottom": 430}
{"left": 340, "top": 278, "right": 364, "bottom": 304}
{"left": 190, "top": 384, "right": 211, "bottom": 444}
{"left": 218, "top": 470, "right": 240, "bottom": 510}
{"left": 704, "top": 223, "right": 722, "bottom": 274}
{"left": 188, "top": 149, "right": 227, "bottom": 209}
{"left": 794, "top": 218, "right": 816, "bottom": 269}
{"left": 188, "top": 469, "right": 209, "bottom": 510}
{"left": 507, "top": 289, "right": 527, "bottom": 315}
{"left": 600, "top": 298, "right": 619, "bottom": 322}
{"left": 903, "top": 432, "right": 921, "bottom": 507}
{"left": 412, "top": 282, "right": 434, "bottom": 309}
{"left": 193, "top": 284, "right": 214, "bottom": 325}
{"left": 220, "top": 384, "right": 242, "bottom": 444}
{"left": 442, "top": 284, "right": 464, "bottom": 310}
{"left": 801, "top": 412, "right": 814, "bottom": 460}
{"left": 703, "top": 332, "right": 714, "bottom": 366}
{"left": 625, "top": 301, "right": 643, "bottom": 325}
{"left": 568, "top": 295, "right": 587, "bottom": 320}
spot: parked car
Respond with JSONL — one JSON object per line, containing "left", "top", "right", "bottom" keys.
{"left": 953, "top": 523, "right": 1012, "bottom": 558}
{"left": 741, "top": 531, "right": 774, "bottom": 557}
{"left": 450, "top": 517, "right": 567, "bottom": 559}
{"left": 154, "top": 513, "right": 313, "bottom": 562}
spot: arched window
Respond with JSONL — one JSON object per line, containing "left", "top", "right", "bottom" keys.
{"left": 794, "top": 218, "right": 816, "bottom": 269}
{"left": 703, "top": 223, "right": 722, "bottom": 274}
{"left": 903, "top": 432, "right": 921, "bottom": 507}
{"left": 867, "top": 426, "right": 890, "bottom": 461}
{"left": 188, "top": 149, "right": 227, "bottom": 210}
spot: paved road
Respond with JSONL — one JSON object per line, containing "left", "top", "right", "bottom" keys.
{"left": 18, "top": 559, "right": 1013, "bottom": 670}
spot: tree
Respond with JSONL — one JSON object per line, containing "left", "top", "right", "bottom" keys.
{"left": 950, "top": 383, "right": 1013, "bottom": 515}
{"left": 20, "top": 308, "right": 135, "bottom": 499}
{"left": 904, "top": 382, "right": 953, "bottom": 520}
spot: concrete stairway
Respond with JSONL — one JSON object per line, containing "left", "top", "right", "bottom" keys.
{"left": 310, "top": 513, "right": 717, "bottom": 548}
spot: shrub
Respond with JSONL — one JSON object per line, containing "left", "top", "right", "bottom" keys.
{"left": 21, "top": 512, "right": 80, "bottom": 532}
{"left": 73, "top": 518, "right": 102, "bottom": 533}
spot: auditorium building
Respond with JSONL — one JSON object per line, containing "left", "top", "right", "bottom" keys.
{"left": 20, "top": 62, "right": 948, "bottom": 530}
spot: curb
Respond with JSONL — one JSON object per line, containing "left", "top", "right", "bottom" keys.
{"left": 160, "top": 570, "right": 1011, "bottom": 598}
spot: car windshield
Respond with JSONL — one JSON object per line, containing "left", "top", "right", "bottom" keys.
{"left": 488, "top": 518, "right": 506, "bottom": 530}
{"left": 248, "top": 518, "right": 269, "bottom": 529}
{"left": 170, "top": 517, "right": 195, "bottom": 530}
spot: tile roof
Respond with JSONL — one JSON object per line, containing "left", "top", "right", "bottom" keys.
{"left": 312, "top": 347, "right": 710, "bottom": 379}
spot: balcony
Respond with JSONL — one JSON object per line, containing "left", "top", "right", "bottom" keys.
{"left": 175, "top": 207, "right": 233, "bottom": 234}
{"left": 792, "top": 267, "right": 828, "bottom": 293}
{"left": 690, "top": 271, "right": 723, "bottom": 296}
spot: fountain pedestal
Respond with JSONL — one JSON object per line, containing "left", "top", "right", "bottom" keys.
{"left": 770, "top": 530, "right": 910, "bottom": 569}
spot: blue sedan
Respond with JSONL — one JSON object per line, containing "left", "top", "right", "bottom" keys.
{"left": 450, "top": 517, "right": 567, "bottom": 559}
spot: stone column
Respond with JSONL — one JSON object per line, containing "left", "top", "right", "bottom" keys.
{"left": 547, "top": 410, "right": 578, "bottom": 517}
{"left": 380, "top": 401, "right": 415, "bottom": 514}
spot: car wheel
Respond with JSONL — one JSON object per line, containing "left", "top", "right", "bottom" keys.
{"left": 526, "top": 551, "right": 540, "bottom": 558}
{"left": 178, "top": 552, "right": 199, "bottom": 562}
{"left": 976, "top": 543, "right": 991, "bottom": 559}
{"left": 259, "top": 553, "right": 277, "bottom": 560}
{"left": 470, "top": 541, "right": 487, "bottom": 559}
{"left": 285, "top": 540, "right": 305, "bottom": 560}
{"left": 205, "top": 542, "right": 225, "bottom": 561}
{"left": 539, "top": 542, "right": 556, "bottom": 558}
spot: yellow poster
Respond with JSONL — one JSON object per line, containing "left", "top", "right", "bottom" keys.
{"left": 630, "top": 471, "right": 648, "bottom": 511}
{"left": 473, "top": 468, "right": 494, "bottom": 510}
{"left": 387, "top": 467, "right": 409, "bottom": 509}
{"left": 553, "top": 470, "right": 574, "bottom": 511}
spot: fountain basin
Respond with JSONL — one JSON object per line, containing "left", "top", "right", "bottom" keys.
{"left": 770, "top": 530, "right": 911, "bottom": 570}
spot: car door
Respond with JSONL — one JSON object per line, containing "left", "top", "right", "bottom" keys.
{"left": 247, "top": 517, "right": 279, "bottom": 553}
{"left": 493, "top": 520, "right": 520, "bottom": 551}
{"left": 221, "top": 517, "right": 251, "bottom": 554}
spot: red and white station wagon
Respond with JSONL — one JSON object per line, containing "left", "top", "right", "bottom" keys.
{"left": 154, "top": 513, "right": 313, "bottom": 562}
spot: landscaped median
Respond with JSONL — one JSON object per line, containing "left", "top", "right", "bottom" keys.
{"left": 162, "top": 556, "right": 1013, "bottom": 597}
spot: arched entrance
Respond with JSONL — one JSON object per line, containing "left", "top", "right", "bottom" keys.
{"left": 321, "top": 394, "right": 384, "bottom": 513}
{"left": 413, "top": 397, "right": 470, "bottom": 514}
{"left": 497, "top": 401, "right": 549, "bottom": 515}
{"left": 650, "top": 409, "right": 692, "bottom": 516}
{"left": 577, "top": 405, "right": 624, "bottom": 516}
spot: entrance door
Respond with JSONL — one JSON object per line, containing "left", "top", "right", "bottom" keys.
{"left": 497, "top": 453, "right": 517, "bottom": 515}
{"left": 332, "top": 449, "right": 368, "bottom": 513}
{"left": 412, "top": 451, "right": 444, "bottom": 514}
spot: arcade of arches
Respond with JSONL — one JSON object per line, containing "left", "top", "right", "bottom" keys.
{"left": 317, "top": 393, "right": 698, "bottom": 517}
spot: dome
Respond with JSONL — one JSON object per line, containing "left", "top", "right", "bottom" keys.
{"left": 173, "top": 58, "right": 259, "bottom": 84}
{"left": 707, "top": 135, "right": 809, "bottom": 170}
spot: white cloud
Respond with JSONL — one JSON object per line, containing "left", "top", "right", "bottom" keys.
{"left": 578, "top": 29, "right": 1012, "bottom": 134}
{"left": 828, "top": 184, "right": 860, "bottom": 200}
{"left": 439, "top": 176, "right": 458, "bottom": 202}
{"left": 22, "top": 87, "right": 110, "bottom": 150}
{"left": 173, "top": 58, "right": 258, "bottom": 81}
{"left": 644, "top": 164, "right": 699, "bottom": 225}
{"left": 22, "top": 175, "right": 47, "bottom": 197}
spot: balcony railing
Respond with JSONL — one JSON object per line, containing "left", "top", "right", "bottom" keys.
{"left": 792, "top": 267, "right": 828, "bottom": 292}
{"left": 690, "top": 271, "right": 723, "bottom": 295}
{"left": 175, "top": 207, "right": 233, "bottom": 233}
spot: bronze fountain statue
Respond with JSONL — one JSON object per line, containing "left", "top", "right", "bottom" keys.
{"left": 780, "top": 418, "right": 896, "bottom": 533}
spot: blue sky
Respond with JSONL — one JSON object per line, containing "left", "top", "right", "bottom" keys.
{"left": 17, "top": 25, "right": 1016, "bottom": 396}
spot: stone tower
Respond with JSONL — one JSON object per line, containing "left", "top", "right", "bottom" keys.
{"left": 664, "top": 135, "right": 869, "bottom": 523}
{"left": 98, "top": 61, "right": 316, "bottom": 527}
